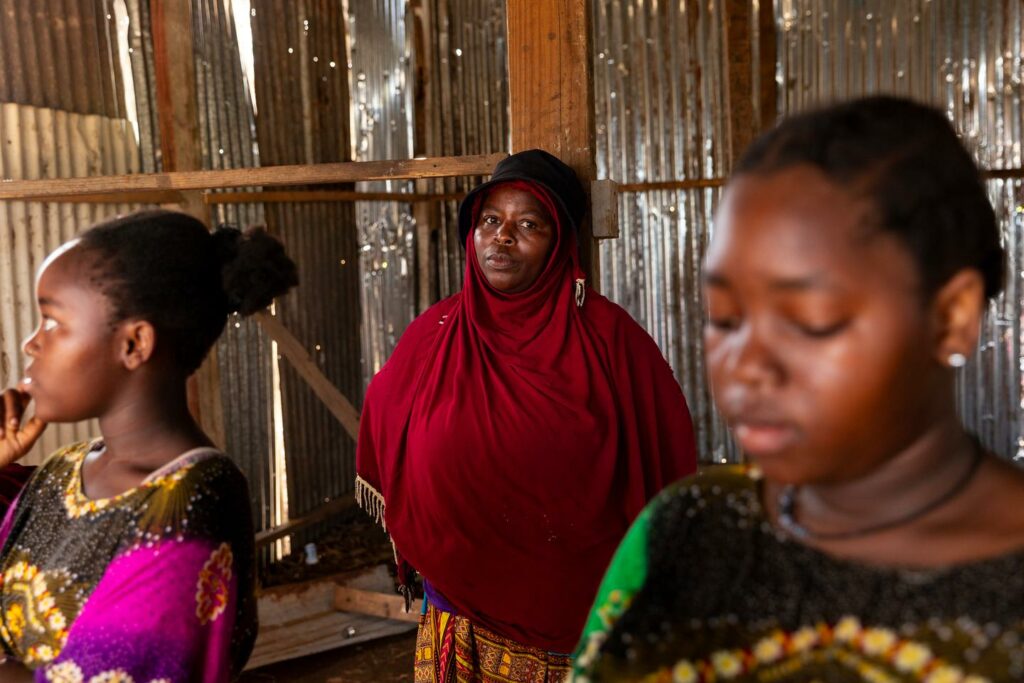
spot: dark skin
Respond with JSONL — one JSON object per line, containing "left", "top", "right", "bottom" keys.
{"left": 705, "top": 165, "right": 1024, "bottom": 569}
{"left": 474, "top": 185, "right": 556, "bottom": 293}
{"left": 0, "top": 244, "right": 211, "bottom": 677}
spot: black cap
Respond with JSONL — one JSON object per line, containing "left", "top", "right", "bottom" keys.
{"left": 457, "top": 149, "right": 587, "bottom": 248}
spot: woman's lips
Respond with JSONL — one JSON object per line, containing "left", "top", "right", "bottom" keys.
{"left": 733, "top": 421, "right": 799, "bottom": 457}
{"left": 486, "top": 253, "right": 517, "bottom": 270}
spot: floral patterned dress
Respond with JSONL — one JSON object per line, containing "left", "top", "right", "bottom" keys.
{"left": 0, "top": 441, "right": 257, "bottom": 682}
{"left": 572, "top": 466, "right": 1024, "bottom": 683}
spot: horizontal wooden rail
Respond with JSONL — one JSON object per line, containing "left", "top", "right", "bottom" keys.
{"left": 255, "top": 311, "right": 361, "bottom": 441}
{"left": 9, "top": 165, "right": 1020, "bottom": 203}
{"left": 0, "top": 153, "right": 505, "bottom": 201}
{"left": 206, "top": 189, "right": 467, "bottom": 204}
{"left": 984, "top": 168, "right": 1024, "bottom": 180}
{"left": 617, "top": 178, "right": 727, "bottom": 191}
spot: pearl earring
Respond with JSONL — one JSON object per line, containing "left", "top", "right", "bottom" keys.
{"left": 948, "top": 352, "right": 967, "bottom": 368}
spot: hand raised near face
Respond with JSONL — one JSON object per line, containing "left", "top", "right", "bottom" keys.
{"left": 0, "top": 389, "right": 46, "bottom": 467}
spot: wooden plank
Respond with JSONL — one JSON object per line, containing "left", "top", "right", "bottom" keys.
{"left": 0, "top": 154, "right": 508, "bottom": 201}
{"left": 247, "top": 565, "right": 416, "bottom": 669}
{"left": 255, "top": 495, "right": 358, "bottom": 549}
{"left": 723, "top": 0, "right": 756, "bottom": 166}
{"left": 254, "top": 311, "right": 361, "bottom": 441}
{"left": 590, "top": 180, "right": 619, "bottom": 239}
{"left": 617, "top": 178, "right": 728, "bottom": 192}
{"left": 334, "top": 586, "right": 421, "bottom": 623}
{"left": 14, "top": 190, "right": 186, "bottom": 204}
{"left": 205, "top": 189, "right": 466, "bottom": 204}
{"left": 506, "top": 0, "right": 598, "bottom": 278}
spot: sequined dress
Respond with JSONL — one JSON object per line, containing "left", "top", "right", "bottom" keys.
{"left": 0, "top": 441, "right": 257, "bottom": 682}
{"left": 572, "top": 466, "right": 1024, "bottom": 683}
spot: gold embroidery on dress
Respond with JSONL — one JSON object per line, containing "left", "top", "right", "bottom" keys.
{"left": 0, "top": 554, "right": 82, "bottom": 665}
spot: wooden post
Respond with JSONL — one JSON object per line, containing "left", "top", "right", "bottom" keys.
{"left": 723, "top": 0, "right": 756, "bottom": 167}
{"left": 150, "top": 0, "right": 226, "bottom": 448}
{"left": 505, "top": 0, "right": 598, "bottom": 282}
{"left": 758, "top": 0, "right": 778, "bottom": 132}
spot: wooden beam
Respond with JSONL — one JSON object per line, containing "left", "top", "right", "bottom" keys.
{"left": 506, "top": 0, "right": 598, "bottom": 278}
{"left": 617, "top": 178, "right": 728, "bottom": 192}
{"left": 723, "top": 0, "right": 756, "bottom": 167}
{"left": 334, "top": 586, "right": 421, "bottom": 623}
{"left": 247, "top": 565, "right": 416, "bottom": 670}
{"left": 255, "top": 495, "right": 358, "bottom": 549}
{"left": 205, "top": 189, "right": 466, "bottom": 204}
{"left": 9, "top": 190, "right": 186, "bottom": 205}
{"left": 0, "top": 155, "right": 507, "bottom": 201}
{"left": 254, "top": 311, "right": 361, "bottom": 441}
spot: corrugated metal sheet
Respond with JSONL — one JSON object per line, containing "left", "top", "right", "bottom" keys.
{"left": 414, "top": 0, "right": 508, "bottom": 302}
{"left": 592, "top": 0, "right": 734, "bottom": 461}
{"left": 776, "top": 0, "right": 1024, "bottom": 458}
{"left": 349, "top": 0, "right": 417, "bottom": 383}
{"left": 250, "top": 0, "right": 363, "bottom": 544}
{"left": 0, "top": 0, "right": 125, "bottom": 118}
{"left": 185, "top": 0, "right": 279, "bottom": 548}
{"left": 0, "top": 102, "right": 140, "bottom": 465}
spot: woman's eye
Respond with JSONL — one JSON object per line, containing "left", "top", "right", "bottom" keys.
{"left": 482, "top": 215, "right": 499, "bottom": 225}
{"left": 521, "top": 221, "right": 536, "bottom": 231}
{"left": 795, "top": 320, "right": 849, "bottom": 338}
{"left": 705, "top": 317, "right": 740, "bottom": 332}
{"left": 42, "top": 318, "right": 57, "bottom": 332}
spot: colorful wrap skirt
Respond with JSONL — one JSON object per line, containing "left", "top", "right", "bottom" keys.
{"left": 415, "top": 603, "right": 571, "bottom": 683}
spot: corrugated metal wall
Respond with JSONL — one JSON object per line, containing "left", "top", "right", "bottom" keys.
{"left": 251, "top": 0, "right": 363, "bottom": 545}
{"left": 592, "top": 0, "right": 734, "bottom": 461}
{"left": 413, "top": 0, "right": 508, "bottom": 302}
{"left": 349, "top": 0, "right": 417, "bottom": 383}
{"left": 0, "top": 0, "right": 140, "bottom": 464}
{"left": 776, "top": 0, "right": 1024, "bottom": 458}
{"left": 187, "top": 0, "right": 280, "bottom": 547}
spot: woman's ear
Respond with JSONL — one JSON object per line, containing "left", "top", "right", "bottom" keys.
{"left": 931, "top": 269, "right": 985, "bottom": 368}
{"left": 118, "top": 320, "right": 157, "bottom": 371}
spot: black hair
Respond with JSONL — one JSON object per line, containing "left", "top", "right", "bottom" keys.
{"left": 77, "top": 209, "right": 298, "bottom": 374}
{"left": 735, "top": 96, "right": 1004, "bottom": 299}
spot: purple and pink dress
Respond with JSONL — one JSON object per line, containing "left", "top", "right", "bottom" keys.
{"left": 0, "top": 441, "right": 257, "bottom": 682}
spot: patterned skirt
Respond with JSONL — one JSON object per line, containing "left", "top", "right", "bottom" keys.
{"left": 414, "top": 603, "right": 572, "bottom": 683}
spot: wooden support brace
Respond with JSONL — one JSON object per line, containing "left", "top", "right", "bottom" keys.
{"left": 255, "top": 496, "right": 358, "bottom": 549}
{"left": 254, "top": 311, "right": 361, "bottom": 441}
{"left": 205, "top": 189, "right": 467, "bottom": 204}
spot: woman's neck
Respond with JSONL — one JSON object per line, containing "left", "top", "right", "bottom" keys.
{"left": 799, "top": 421, "right": 977, "bottom": 525}
{"left": 97, "top": 379, "right": 213, "bottom": 469}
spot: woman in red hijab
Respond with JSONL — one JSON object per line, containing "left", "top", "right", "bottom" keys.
{"left": 356, "top": 149, "right": 696, "bottom": 682}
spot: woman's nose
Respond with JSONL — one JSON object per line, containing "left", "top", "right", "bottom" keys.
{"left": 725, "top": 323, "right": 784, "bottom": 389}
{"left": 494, "top": 222, "right": 515, "bottom": 245}
{"left": 22, "top": 328, "right": 40, "bottom": 358}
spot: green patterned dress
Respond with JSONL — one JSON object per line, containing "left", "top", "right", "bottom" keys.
{"left": 572, "top": 466, "right": 1024, "bottom": 683}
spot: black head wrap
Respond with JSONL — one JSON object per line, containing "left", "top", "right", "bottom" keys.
{"left": 457, "top": 149, "right": 587, "bottom": 248}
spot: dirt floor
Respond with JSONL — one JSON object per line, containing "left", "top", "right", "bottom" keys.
{"left": 240, "top": 631, "right": 417, "bottom": 683}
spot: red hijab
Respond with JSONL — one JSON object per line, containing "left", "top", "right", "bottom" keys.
{"left": 356, "top": 180, "right": 696, "bottom": 652}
